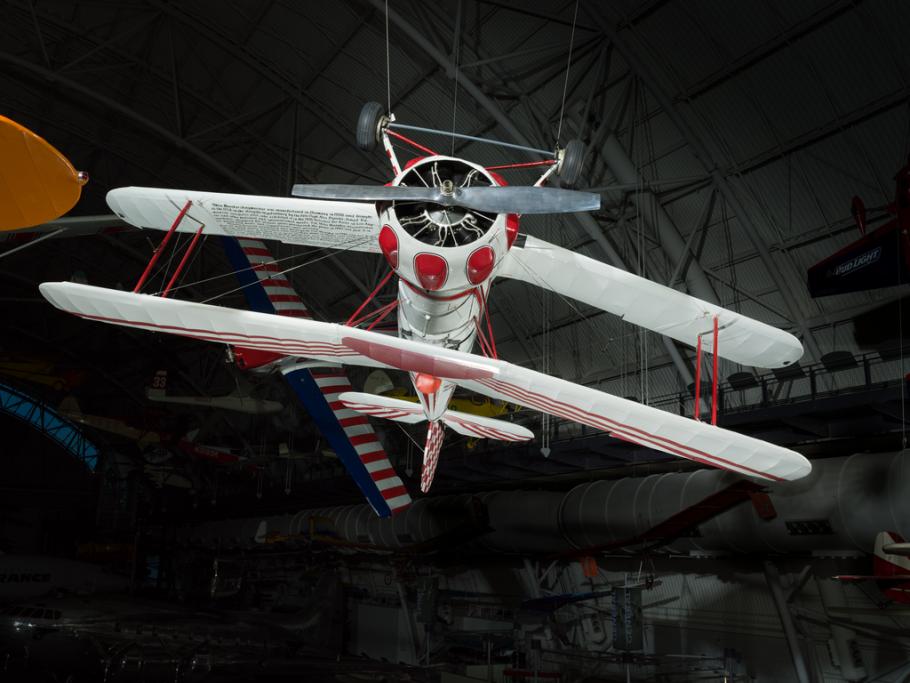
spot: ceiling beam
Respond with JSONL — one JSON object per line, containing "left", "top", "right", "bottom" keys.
{"left": 0, "top": 51, "right": 259, "bottom": 193}
{"left": 588, "top": 6, "right": 824, "bottom": 362}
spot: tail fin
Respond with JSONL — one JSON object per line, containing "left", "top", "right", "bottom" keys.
{"left": 421, "top": 421, "right": 445, "bottom": 493}
{"left": 874, "top": 531, "right": 910, "bottom": 577}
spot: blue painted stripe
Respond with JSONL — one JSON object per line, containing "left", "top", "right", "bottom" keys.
{"left": 282, "top": 369, "right": 391, "bottom": 517}
{"left": 220, "top": 237, "right": 275, "bottom": 315}
{"left": 220, "top": 236, "right": 392, "bottom": 517}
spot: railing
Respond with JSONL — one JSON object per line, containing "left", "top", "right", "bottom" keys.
{"left": 541, "top": 347, "right": 907, "bottom": 442}
{"left": 669, "top": 346, "right": 906, "bottom": 418}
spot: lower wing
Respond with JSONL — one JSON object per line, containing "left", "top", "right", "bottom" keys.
{"left": 40, "top": 282, "right": 811, "bottom": 482}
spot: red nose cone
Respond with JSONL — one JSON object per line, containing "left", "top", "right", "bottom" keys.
{"left": 467, "top": 246, "right": 495, "bottom": 284}
{"left": 413, "top": 253, "right": 448, "bottom": 291}
{"left": 414, "top": 372, "right": 442, "bottom": 395}
{"left": 378, "top": 225, "right": 399, "bottom": 270}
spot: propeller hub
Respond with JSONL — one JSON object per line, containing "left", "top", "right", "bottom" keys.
{"left": 394, "top": 158, "right": 496, "bottom": 248}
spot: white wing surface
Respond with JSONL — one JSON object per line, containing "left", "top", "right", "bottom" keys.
{"left": 39, "top": 282, "right": 811, "bottom": 482}
{"left": 106, "top": 187, "right": 381, "bottom": 253}
{"left": 497, "top": 235, "right": 802, "bottom": 368}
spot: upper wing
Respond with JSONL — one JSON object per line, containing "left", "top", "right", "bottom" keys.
{"left": 40, "top": 281, "right": 811, "bottom": 482}
{"left": 106, "top": 187, "right": 381, "bottom": 253}
{"left": 497, "top": 235, "right": 802, "bottom": 368}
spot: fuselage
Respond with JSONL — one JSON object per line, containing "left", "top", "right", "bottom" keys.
{"left": 375, "top": 156, "right": 518, "bottom": 421}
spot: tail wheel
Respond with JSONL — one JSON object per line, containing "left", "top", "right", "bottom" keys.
{"left": 356, "top": 101, "right": 388, "bottom": 151}
{"left": 556, "top": 139, "right": 586, "bottom": 187}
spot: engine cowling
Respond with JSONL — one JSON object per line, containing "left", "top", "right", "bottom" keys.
{"left": 377, "top": 156, "right": 511, "bottom": 293}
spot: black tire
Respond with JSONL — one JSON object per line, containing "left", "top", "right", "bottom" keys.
{"left": 558, "top": 138, "right": 586, "bottom": 187}
{"left": 356, "top": 101, "right": 386, "bottom": 151}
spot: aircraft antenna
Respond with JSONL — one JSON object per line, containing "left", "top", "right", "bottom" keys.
{"left": 555, "top": 0, "right": 580, "bottom": 148}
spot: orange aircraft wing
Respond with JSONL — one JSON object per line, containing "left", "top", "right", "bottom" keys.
{"left": 0, "top": 115, "right": 86, "bottom": 231}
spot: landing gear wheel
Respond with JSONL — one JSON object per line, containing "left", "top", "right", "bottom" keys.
{"left": 356, "top": 101, "right": 388, "bottom": 151}
{"left": 556, "top": 139, "right": 586, "bottom": 187}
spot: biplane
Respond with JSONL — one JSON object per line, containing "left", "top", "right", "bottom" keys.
{"left": 38, "top": 103, "right": 811, "bottom": 509}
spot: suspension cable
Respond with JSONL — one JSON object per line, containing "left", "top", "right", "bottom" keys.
{"left": 555, "top": 0, "right": 580, "bottom": 147}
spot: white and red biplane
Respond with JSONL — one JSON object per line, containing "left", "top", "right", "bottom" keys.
{"left": 39, "top": 104, "right": 811, "bottom": 506}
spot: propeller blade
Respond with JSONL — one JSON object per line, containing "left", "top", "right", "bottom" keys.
{"left": 456, "top": 186, "right": 601, "bottom": 214}
{"left": 291, "top": 184, "right": 442, "bottom": 203}
{"left": 291, "top": 184, "right": 601, "bottom": 215}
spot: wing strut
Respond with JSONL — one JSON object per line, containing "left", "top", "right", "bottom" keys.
{"left": 711, "top": 315, "right": 719, "bottom": 425}
{"left": 163, "top": 223, "right": 205, "bottom": 297}
{"left": 134, "top": 199, "right": 192, "bottom": 293}
{"left": 694, "top": 315, "right": 720, "bottom": 425}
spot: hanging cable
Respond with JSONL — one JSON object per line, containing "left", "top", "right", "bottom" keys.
{"left": 540, "top": 216, "right": 553, "bottom": 455}
{"left": 899, "top": 225, "right": 906, "bottom": 449}
{"left": 450, "top": 0, "right": 462, "bottom": 155}
{"left": 385, "top": 0, "right": 392, "bottom": 115}
{"left": 555, "top": 0, "right": 580, "bottom": 148}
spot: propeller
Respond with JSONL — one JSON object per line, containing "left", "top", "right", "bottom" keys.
{"left": 291, "top": 183, "right": 601, "bottom": 215}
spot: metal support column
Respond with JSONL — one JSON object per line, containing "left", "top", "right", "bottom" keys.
{"left": 818, "top": 578, "right": 867, "bottom": 682}
{"left": 764, "top": 562, "right": 812, "bottom": 683}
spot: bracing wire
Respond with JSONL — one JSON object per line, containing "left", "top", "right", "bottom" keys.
{"left": 200, "top": 236, "right": 376, "bottom": 304}
{"left": 154, "top": 244, "right": 331, "bottom": 297}
{"left": 555, "top": 0, "right": 580, "bottom": 148}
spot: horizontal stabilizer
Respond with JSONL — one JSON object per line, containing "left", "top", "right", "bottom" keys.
{"left": 106, "top": 187, "right": 381, "bottom": 253}
{"left": 339, "top": 392, "right": 425, "bottom": 424}
{"left": 498, "top": 235, "right": 803, "bottom": 368}
{"left": 442, "top": 409, "right": 533, "bottom": 441}
{"left": 339, "top": 392, "right": 534, "bottom": 441}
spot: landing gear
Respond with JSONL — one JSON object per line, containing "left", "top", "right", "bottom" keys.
{"left": 556, "top": 139, "right": 585, "bottom": 187}
{"left": 356, "top": 101, "right": 388, "bottom": 151}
